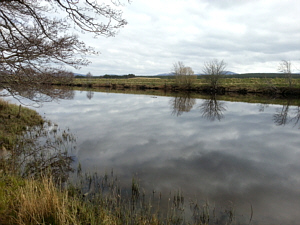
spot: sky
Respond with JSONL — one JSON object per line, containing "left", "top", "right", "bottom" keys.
{"left": 73, "top": 0, "right": 300, "bottom": 76}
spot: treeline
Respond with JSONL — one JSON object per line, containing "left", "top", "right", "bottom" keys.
{"left": 147, "top": 73, "right": 300, "bottom": 79}
{"left": 221, "top": 73, "right": 300, "bottom": 79}
{"left": 103, "top": 74, "right": 136, "bottom": 79}
{"left": 75, "top": 74, "right": 136, "bottom": 79}
{"left": 75, "top": 73, "right": 300, "bottom": 79}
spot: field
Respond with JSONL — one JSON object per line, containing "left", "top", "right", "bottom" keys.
{"left": 65, "top": 76, "right": 300, "bottom": 96}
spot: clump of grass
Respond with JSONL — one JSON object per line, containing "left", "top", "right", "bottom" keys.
{"left": 0, "top": 173, "right": 105, "bottom": 225}
{"left": 0, "top": 172, "right": 161, "bottom": 225}
{"left": 0, "top": 98, "right": 9, "bottom": 110}
{"left": 0, "top": 99, "right": 44, "bottom": 150}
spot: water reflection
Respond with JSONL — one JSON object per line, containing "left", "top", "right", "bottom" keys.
{"left": 170, "top": 93, "right": 226, "bottom": 121}
{"left": 199, "top": 94, "right": 226, "bottom": 121}
{"left": 170, "top": 93, "right": 196, "bottom": 116}
{"left": 259, "top": 99, "right": 300, "bottom": 128}
{"left": 1, "top": 122, "right": 75, "bottom": 183}
{"left": 6, "top": 90, "right": 300, "bottom": 224}
{"left": 86, "top": 90, "right": 94, "bottom": 100}
{"left": 272, "top": 100, "right": 300, "bottom": 128}
{"left": 1, "top": 84, "right": 74, "bottom": 106}
{"left": 274, "top": 101, "right": 290, "bottom": 126}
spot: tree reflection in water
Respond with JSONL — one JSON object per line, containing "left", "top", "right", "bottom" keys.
{"left": 170, "top": 93, "right": 227, "bottom": 121}
{"left": 273, "top": 102, "right": 290, "bottom": 126}
{"left": 1, "top": 84, "right": 75, "bottom": 106}
{"left": 273, "top": 100, "right": 300, "bottom": 128}
{"left": 170, "top": 93, "right": 196, "bottom": 116}
{"left": 199, "top": 95, "right": 226, "bottom": 121}
{"left": 2, "top": 121, "right": 76, "bottom": 183}
{"left": 86, "top": 90, "right": 94, "bottom": 100}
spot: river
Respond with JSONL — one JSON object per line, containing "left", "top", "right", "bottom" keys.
{"left": 5, "top": 89, "right": 300, "bottom": 224}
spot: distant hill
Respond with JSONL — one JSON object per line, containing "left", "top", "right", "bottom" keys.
{"left": 156, "top": 73, "right": 175, "bottom": 76}
{"left": 73, "top": 72, "right": 300, "bottom": 79}
{"left": 156, "top": 71, "right": 237, "bottom": 76}
{"left": 224, "top": 71, "right": 238, "bottom": 75}
{"left": 222, "top": 73, "right": 300, "bottom": 78}
{"left": 73, "top": 73, "right": 86, "bottom": 77}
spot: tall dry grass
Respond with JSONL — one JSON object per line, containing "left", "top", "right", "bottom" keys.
{"left": 0, "top": 173, "right": 163, "bottom": 225}
{"left": 7, "top": 176, "right": 74, "bottom": 224}
{"left": 1, "top": 174, "right": 107, "bottom": 225}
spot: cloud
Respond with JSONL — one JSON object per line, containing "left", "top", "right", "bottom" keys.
{"left": 70, "top": 0, "right": 300, "bottom": 75}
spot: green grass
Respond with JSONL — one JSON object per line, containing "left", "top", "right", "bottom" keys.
{"left": 0, "top": 99, "right": 44, "bottom": 150}
{"left": 68, "top": 77, "right": 300, "bottom": 94}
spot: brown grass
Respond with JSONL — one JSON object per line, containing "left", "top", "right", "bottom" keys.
{"left": 0, "top": 174, "right": 104, "bottom": 225}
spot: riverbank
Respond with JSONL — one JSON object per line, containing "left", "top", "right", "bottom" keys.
{"left": 0, "top": 99, "right": 44, "bottom": 151}
{"left": 54, "top": 77, "right": 300, "bottom": 96}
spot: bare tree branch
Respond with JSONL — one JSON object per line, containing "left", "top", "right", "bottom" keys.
{"left": 172, "top": 61, "right": 196, "bottom": 89}
{"left": 278, "top": 60, "right": 292, "bottom": 87}
{"left": 202, "top": 59, "right": 227, "bottom": 90}
{"left": 0, "top": 0, "right": 128, "bottom": 102}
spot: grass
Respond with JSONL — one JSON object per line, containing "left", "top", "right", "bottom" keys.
{"left": 0, "top": 99, "right": 44, "bottom": 151}
{"left": 0, "top": 170, "right": 242, "bottom": 225}
{"left": 0, "top": 173, "right": 106, "bottom": 225}
{"left": 62, "top": 77, "right": 300, "bottom": 96}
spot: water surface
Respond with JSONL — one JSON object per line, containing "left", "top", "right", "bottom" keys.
{"left": 7, "top": 90, "right": 300, "bottom": 224}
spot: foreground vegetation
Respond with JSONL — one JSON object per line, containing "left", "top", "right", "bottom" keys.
{"left": 0, "top": 99, "right": 44, "bottom": 151}
{"left": 0, "top": 99, "right": 243, "bottom": 224}
{"left": 0, "top": 172, "right": 241, "bottom": 225}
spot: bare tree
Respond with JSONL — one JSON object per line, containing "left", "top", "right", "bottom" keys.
{"left": 0, "top": 0, "right": 128, "bottom": 101}
{"left": 202, "top": 59, "right": 227, "bottom": 90}
{"left": 86, "top": 71, "right": 93, "bottom": 85}
{"left": 86, "top": 72, "right": 93, "bottom": 79}
{"left": 278, "top": 60, "right": 292, "bottom": 87}
{"left": 172, "top": 61, "right": 196, "bottom": 89}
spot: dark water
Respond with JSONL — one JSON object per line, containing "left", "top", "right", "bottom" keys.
{"left": 7, "top": 90, "right": 300, "bottom": 224}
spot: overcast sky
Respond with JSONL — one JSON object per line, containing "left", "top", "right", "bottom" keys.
{"left": 74, "top": 0, "right": 300, "bottom": 76}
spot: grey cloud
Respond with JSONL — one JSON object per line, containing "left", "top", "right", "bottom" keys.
{"left": 76, "top": 0, "right": 300, "bottom": 75}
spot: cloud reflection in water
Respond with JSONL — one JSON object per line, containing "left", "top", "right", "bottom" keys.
{"left": 28, "top": 91, "right": 300, "bottom": 224}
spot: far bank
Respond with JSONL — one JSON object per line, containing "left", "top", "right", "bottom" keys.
{"left": 52, "top": 77, "right": 300, "bottom": 96}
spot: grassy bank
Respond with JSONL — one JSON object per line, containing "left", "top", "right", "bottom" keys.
{"left": 54, "top": 77, "right": 300, "bottom": 96}
{"left": 0, "top": 99, "right": 44, "bottom": 151}
{"left": 0, "top": 174, "right": 133, "bottom": 225}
